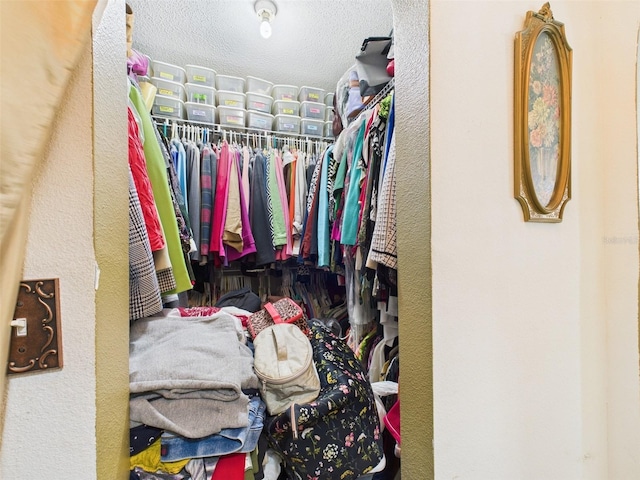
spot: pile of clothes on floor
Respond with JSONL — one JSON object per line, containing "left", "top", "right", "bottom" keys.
{"left": 129, "top": 288, "right": 397, "bottom": 480}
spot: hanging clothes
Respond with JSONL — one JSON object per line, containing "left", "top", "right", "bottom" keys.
{"left": 130, "top": 83, "right": 191, "bottom": 294}
{"left": 186, "top": 141, "right": 201, "bottom": 260}
{"left": 210, "top": 141, "right": 231, "bottom": 260}
{"left": 128, "top": 106, "right": 165, "bottom": 252}
{"left": 340, "top": 113, "right": 369, "bottom": 246}
{"left": 128, "top": 166, "right": 162, "bottom": 322}
{"left": 227, "top": 153, "right": 257, "bottom": 262}
{"left": 367, "top": 128, "right": 396, "bottom": 269}
{"left": 199, "top": 144, "right": 217, "bottom": 260}
{"left": 223, "top": 146, "right": 244, "bottom": 253}
{"left": 316, "top": 145, "right": 333, "bottom": 268}
{"left": 249, "top": 150, "right": 276, "bottom": 266}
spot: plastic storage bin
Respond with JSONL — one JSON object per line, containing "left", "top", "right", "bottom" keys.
{"left": 185, "top": 65, "right": 216, "bottom": 87}
{"left": 185, "top": 102, "right": 216, "bottom": 123}
{"left": 324, "top": 92, "right": 335, "bottom": 107}
{"left": 217, "top": 90, "right": 246, "bottom": 109}
{"left": 272, "top": 85, "right": 299, "bottom": 101}
{"left": 325, "top": 106, "right": 335, "bottom": 122}
{"left": 247, "top": 111, "right": 274, "bottom": 130}
{"left": 246, "top": 92, "right": 273, "bottom": 114}
{"left": 273, "top": 114, "right": 301, "bottom": 134}
{"left": 300, "top": 101, "right": 326, "bottom": 120}
{"left": 272, "top": 100, "right": 300, "bottom": 116}
{"left": 151, "top": 61, "right": 186, "bottom": 84}
{"left": 300, "top": 118, "right": 324, "bottom": 137}
{"left": 152, "top": 95, "right": 185, "bottom": 119}
{"left": 151, "top": 77, "right": 186, "bottom": 101}
{"left": 246, "top": 76, "right": 273, "bottom": 95}
{"left": 324, "top": 121, "right": 334, "bottom": 138}
{"left": 185, "top": 83, "right": 216, "bottom": 105}
{"left": 217, "top": 106, "right": 246, "bottom": 128}
{"left": 216, "top": 75, "right": 245, "bottom": 93}
{"left": 299, "top": 86, "right": 325, "bottom": 104}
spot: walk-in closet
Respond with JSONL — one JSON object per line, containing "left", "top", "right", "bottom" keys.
{"left": 126, "top": 1, "right": 400, "bottom": 479}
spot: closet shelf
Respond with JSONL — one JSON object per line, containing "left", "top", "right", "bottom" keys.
{"left": 152, "top": 115, "right": 335, "bottom": 143}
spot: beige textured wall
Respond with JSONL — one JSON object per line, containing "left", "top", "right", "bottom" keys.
{"left": 93, "top": 1, "right": 130, "bottom": 478}
{"left": 0, "top": 42, "right": 99, "bottom": 477}
{"left": 392, "top": 0, "right": 434, "bottom": 478}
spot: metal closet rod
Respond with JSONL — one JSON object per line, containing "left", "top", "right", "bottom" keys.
{"left": 363, "top": 77, "right": 395, "bottom": 111}
{"left": 152, "top": 115, "right": 334, "bottom": 143}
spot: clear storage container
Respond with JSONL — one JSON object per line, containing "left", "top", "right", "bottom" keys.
{"left": 299, "top": 86, "right": 325, "bottom": 104}
{"left": 325, "top": 106, "right": 335, "bottom": 122}
{"left": 300, "top": 101, "right": 326, "bottom": 120}
{"left": 185, "top": 83, "right": 216, "bottom": 105}
{"left": 246, "top": 76, "right": 273, "bottom": 95}
{"left": 246, "top": 92, "right": 273, "bottom": 114}
{"left": 324, "top": 92, "right": 335, "bottom": 107}
{"left": 151, "top": 77, "right": 186, "bottom": 101}
{"left": 185, "top": 65, "right": 216, "bottom": 87}
{"left": 300, "top": 118, "right": 324, "bottom": 137}
{"left": 217, "top": 106, "right": 246, "bottom": 128}
{"left": 272, "top": 100, "right": 300, "bottom": 116}
{"left": 152, "top": 95, "right": 185, "bottom": 119}
{"left": 216, "top": 75, "right": 245, "bottom": 93}
{"left": 247, "top": 111, "right": 274, "bottom": 130}
{"left": 324, "top": 121, "right": 334, "bottom": 138}
{"left": 273, "top": 114, "right": 301, "bottom": 134}
{"left": 151, "top": 61, "right": 186, "bottom": 84}
{"left": 217, "top": 90, "right": 246, "bottom": 109}
{"left": 185, "top": 102, "right": 216, "bottom": 123}
{"left": 272, "top": 84, "right": 299, "bottom": 101}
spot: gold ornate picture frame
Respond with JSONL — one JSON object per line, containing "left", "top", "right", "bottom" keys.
{"left": 514, "top": 3, "right": 572, "bottom": 222}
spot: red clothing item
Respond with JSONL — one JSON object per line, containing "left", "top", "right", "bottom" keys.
{"left": 128, "top": 107, "right": 165, "bottom": 251}
{"left": 210, "top": 452, "right": 246, "bottom": 480}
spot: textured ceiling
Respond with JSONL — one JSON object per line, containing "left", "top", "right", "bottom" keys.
{"left": 128, "top": 0, "right": 393, "bottom": 93}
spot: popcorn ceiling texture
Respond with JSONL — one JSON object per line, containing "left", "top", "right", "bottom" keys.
{"left": 128, "top": 0, "right": 393, "bottom": 93}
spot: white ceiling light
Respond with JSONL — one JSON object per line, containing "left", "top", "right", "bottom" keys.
{"left": 255, "top": 0, "right": 277, "bottom": 39}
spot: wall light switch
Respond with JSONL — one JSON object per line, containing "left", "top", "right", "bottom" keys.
{"left": 8, "top": 279, "right": 63, "bottom": 375}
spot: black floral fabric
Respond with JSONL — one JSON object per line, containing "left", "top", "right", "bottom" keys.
{"left": 265, "top": 320, "right": 383, "bottom": 479}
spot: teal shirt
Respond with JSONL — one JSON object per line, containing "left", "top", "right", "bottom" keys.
{"left": 340, "top": 119, "right": 367, "bottom": 246}
{"left": 317, "top": 145, "right": 334, "bottom": 268}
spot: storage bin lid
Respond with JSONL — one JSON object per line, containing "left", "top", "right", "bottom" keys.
{"left": 217, "top": 90, "right": 247, "bottom": 98}
{"left": 185, "top": 64, "right": 216, "bottom": 73}
{"left": 246, "top": 92, "right": 273, "bottom": 100}
{"left": 152, "top": 60, "right": 186, "bottom": 72}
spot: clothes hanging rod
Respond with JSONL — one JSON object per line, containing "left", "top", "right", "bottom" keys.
{"left": 363, "top": 77, "right": 395, "bottom": 111}
{"left": 151, "top": 115, "right": 335, "bottom": 143}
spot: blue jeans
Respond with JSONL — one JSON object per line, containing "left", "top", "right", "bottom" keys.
{"left": 161, "top": 395, "right": 265, "bottom": 462}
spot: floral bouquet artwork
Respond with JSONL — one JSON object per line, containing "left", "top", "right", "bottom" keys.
{"left": 514, "top": 2, "right": 571, "bottom": 222}
{"left": 527, "top": 32, "right": 560, "bottom": 208}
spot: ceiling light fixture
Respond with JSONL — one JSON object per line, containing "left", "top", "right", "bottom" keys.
{"left": 255, "top": 0, "right": 277, "bottom": 39}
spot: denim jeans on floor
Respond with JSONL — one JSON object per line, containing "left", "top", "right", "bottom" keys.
{"left": 161, "top": 395, "right": 266, "bottom": 462}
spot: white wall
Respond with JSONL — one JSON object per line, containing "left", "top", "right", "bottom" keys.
{"left": 0, "top": 43, "right": 98, "bottom": 477}
{"left": 431, "top": 1, "right": 639, "bottom": 479}
{"left": 600, "top": 8, "right": 640, "bottom": 478}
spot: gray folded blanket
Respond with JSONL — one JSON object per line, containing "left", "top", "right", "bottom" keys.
{"left": 129, "top": 309, "right": 259, "bottom": 438}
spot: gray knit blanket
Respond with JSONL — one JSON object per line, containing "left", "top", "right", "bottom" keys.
{"left": 129, "top": 309, "right": 259, "bottom": 438}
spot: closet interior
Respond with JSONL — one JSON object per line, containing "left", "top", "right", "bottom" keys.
{"left": 126, "top": 1, "right": 399, "bottom": 479}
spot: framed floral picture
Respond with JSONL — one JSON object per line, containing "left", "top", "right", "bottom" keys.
{"left": 514, "top": 3, "right": 572, "bottom": 222}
